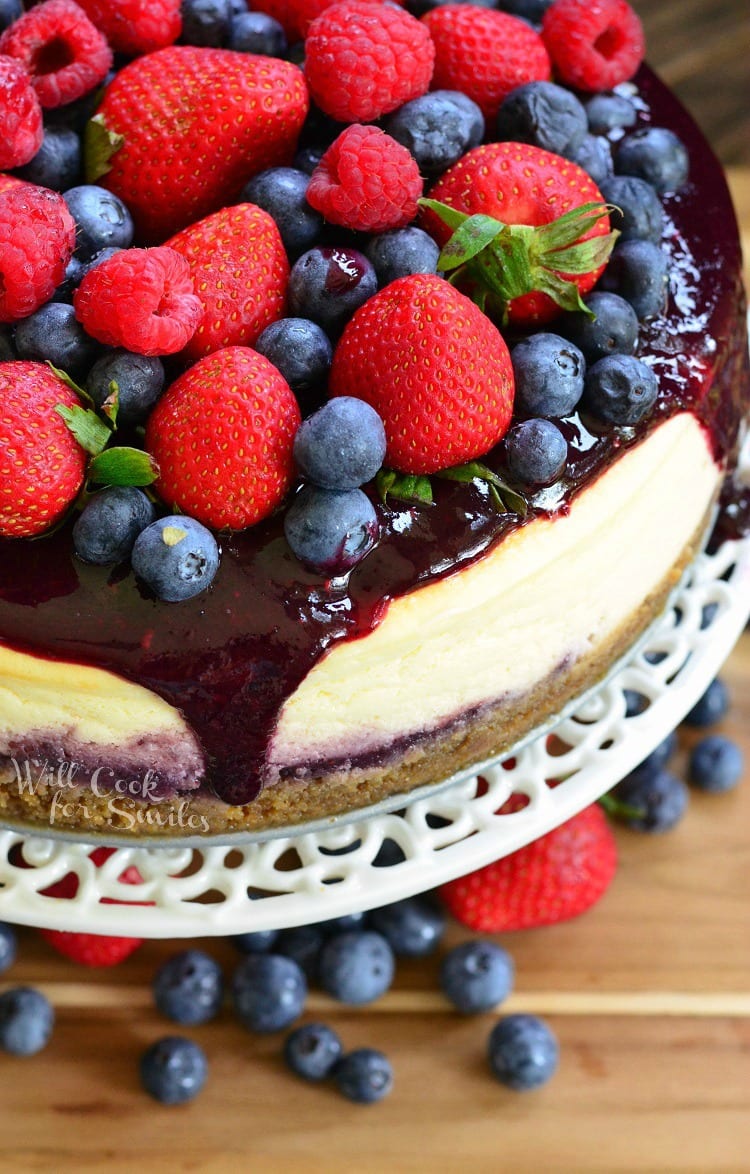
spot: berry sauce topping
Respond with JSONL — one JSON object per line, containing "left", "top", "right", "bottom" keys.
{"left": 0, "top": 69, "right": 747, "bottom": 809}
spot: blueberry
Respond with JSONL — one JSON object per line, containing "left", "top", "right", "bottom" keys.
{"left": 86, "top": 349, "right": 165, "bottom": 425}
{"left": 179, "top": 0, "right": 232, "bottom": 46}
{"left": 0, "top": 987, "right": 54, "bottom": 1056}
{"left": 628, "top": 731, "right": 678, "bottom": 784}
{"left": 73, "top": 487, "right": 156, "bottom": 566}
{"left": 487, "top": 1015, "right": 559, "bottom": 1091}
{"left": 284, "top": 485, "right": 379, "bottom": 576}
{"left": 232, "top": 954, "right": 307, "bottom": 1032}
{"left": 63, "top": 185, "right": 134, "bottom": 261}
{"left": 683, "top": 678, "right": 730, "bottom": 729}
{"left": 440, "top": 941, "right": 514, "bottom": 1015}
{"left": 16, "top": 125, "right": 81, "bottom": 191}
{"left": 293, "top": 398, "right": 386, "bottom": 491}
{"left": 384, "top": 90, "right": 484, "bottom": 175}
{"left": 334, "top": 1048, "right": 394, "bottom": 1104}
{"left": 583, "top": 354, "right": 659, "bottom": 426}
{"left": 288, "top": 247, "right": 377, "bottom": 336}
{"left": 615, "top": 127, "right": 689, "bottom": 194}
{"left": 0, "top": 923, "right": 17, "bottom": 974}
{"left": 318, "top": 931, "right": 395, "bottom": 1005}
{"left": 585, "top": 92, "right": 638, "bottom": 134}
{"left": 255, "top": 318, "right": 332, "bottom": 400}
{"left": 611, "top": 770, "right": 689, "bottom": 832}
{"left": 495, "top": 0, "right": 555, "bottom": 20}
{"left": 511, "top": 333, "right": 585, "bottom": 418}
{"left": 567, "top": 133, "right": 613, "bottom": 186}
{"left": 624, "top": 688, "right": 648, "bottom": 717}
{"left": 139, "top": 1036, "right": 208, "bottom": 1105}
{"left": 599, "top": 175, "right": 664, "bottom": 244}
{"left": 599, "top": 240, "right": 669, "bottom": 321}
{"left": 0, "top": 0, "right": 21, "bottom": 32}
{"left": 51, "top": 246, "right": 122, "bottom": 304}
{"left": 316, "top": 912, "right": 368, "bottom": 934}
{"left": 46, "top": 71, "right": 115, "bottom": 136}
{"left": 229, "top": 10, "right": 287, "bottom": 55}
{"left": 365, "top": 227, "right": 440, "bottom": 287}
{"left": 284, "top": 1022, "right": 343, "bottom": 1081}
{"left": 293, "top": 144, "right": 326, "bottom": 176}
{"left": 561, "top": 292, "right": 638, "bottom": 363}
{"left": 0, "top": 326, "right": 14, "bottom": 362}
{"left": 497, "top": 82, "right": 587, "bottom": 156}
{"left": 152, "top": 949, "right": 224, "bottom": 1026}
{"left": 689, "top": 736, "right": 744, "bottom": 794}
{"left": 505, "top": 418, "right": 567, "bottom": 488}
{"left": 369, "top": 898, "right": 445, "bottom": 958}
{"left": 230, "top": 929, "right": 279, "bottom": 954}
{"left": 276, "top": 926, "right": 325, "bottom": 981}
{"left": 14, "top": 302, "right": 101, "bottom": 379}
{"left": 241, "top": 167, "right": 323, "bottom": 257}
{"left": 131, "top": 516, "right": 220, "bottom": 603}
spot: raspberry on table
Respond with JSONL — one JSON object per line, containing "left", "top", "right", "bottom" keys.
{"left": 72, "top": 0, "right": 182, "bottom": 56}
{"left": 423, "top": 6, "right": 551, "bottom": 126}
{"left": 73, "top": 247, "right": 203, "bottom": 355}
{"left": 304, "top": 0, "right": 435, "bottom": 123}
{"left": 542, "top": 0, "right": 645, "bottom": 93}
{"left": 0, "top": 0, "right": 113, "bottom": 108}
{"left": 0, "top": 185, "right": 77, "bottom": 323}
{"left": 307, "top": 125, "right": 423, "bottom": 234}
{"left": 0, "top": 57, "right": 43, "bottom": 170}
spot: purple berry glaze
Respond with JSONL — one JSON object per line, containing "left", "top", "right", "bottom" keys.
{"left": 0, "top": 69, "right": 747, "bottom": 808}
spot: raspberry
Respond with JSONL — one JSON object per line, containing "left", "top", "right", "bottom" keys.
{"left": 75, "top": 0, "right": 182, "bottom": 56}
{"left": 423, "top": 7, "right": 551, "bottom": 127}
{"left": 305, "top": 0, "right": 435, "bottom": 123}
{"left": 0, "top": 58, "right": 43, "bottom": 170}
{"left": 0, "top": 185, "right": 76, "bottom": 322}
{"left": 307, "top": 125, "right": 423, "bottom": 233}
{"left": 290, "top": 0, "right": 401, "bottom": 38}
{"left": 74, "top": 247, "right": 203, "bottom": 355}
{"left": 542, "top": 0, "right": 645, "bottom": 92}
{"left": 0, "top": 0, "right": 113, "bottom": 109}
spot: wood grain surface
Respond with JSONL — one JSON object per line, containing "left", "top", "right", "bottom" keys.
{"left": 1, "top": 7, "right": 749, "bottom": 1171}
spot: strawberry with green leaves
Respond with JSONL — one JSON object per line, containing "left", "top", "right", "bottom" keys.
{"left": 86, "top": 46, "right": 309, "bottom": 243}
{"left": 421, "top": 142, "right": 618, "bottom": 328}
{"left": 328, "top": 274, "right": 515, "bottom": 479}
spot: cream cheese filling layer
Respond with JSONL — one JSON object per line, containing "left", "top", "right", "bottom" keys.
{"left": 270, "top": 412, "right": 721, "bottom": 768}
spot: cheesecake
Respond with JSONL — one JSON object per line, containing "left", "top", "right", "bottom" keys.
{"left": 0, "top": 63, "right": 747, "bottom": 838}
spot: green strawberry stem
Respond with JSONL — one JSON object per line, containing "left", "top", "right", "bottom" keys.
{"left": 419, "top": 198, "right": 619, "bottom": 323}
{"left": 599, "top": 790, "right": 645, "bottom": 822}
{"left": 377, "top": 462, "right": 527, "bottom": 516}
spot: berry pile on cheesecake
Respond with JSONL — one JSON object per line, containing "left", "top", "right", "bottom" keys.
{"left": 0, "top": 0, "right": 747, "bottom": 836}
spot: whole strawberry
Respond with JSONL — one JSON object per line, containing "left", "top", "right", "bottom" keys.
{"left": 422, "top": 142, "right": 617, "bottom": 328}
{"left": 0, "top": 362, "right": 87, "bottom": 538}
{"left": 440, "top": 804, "right": 617, "bottom": 932}
{"left": 40, "top": 847, "right": 145, "bottom": 967}
{"left": 328, "top": 274, "right": 514, "bottom": 475}
{"left": 422, "top": 6, "right": 550, "bottom": 126}
{"left": 146, "top": 346, "right": 301, "bottom": 530}
{"left": 166, "top": 204, "right": 289, "bottom": 360}
{"left": 0, "top": 184, "right": 77, "bottom": 322}
{"left": 88, "top": 46, "right": 308, "bottom": 242}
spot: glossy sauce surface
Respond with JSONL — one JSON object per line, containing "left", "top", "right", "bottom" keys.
{"left": 0, "top": 69, "right": 747, "bottom": 804}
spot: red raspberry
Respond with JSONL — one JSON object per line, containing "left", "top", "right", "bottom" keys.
{"left": 75, "top": 0, "right": 182, "bottom": 56}
{"left": 423, "top": 6, "right": 551, "bottom": 127}
{"left": 542, "top": 0, "right": 645, "bottom": 92}
{"left": 0, "top": 184, "right": 76, "bottom": 322}
{"left": 307, "top": 124, "right": 423, "bottom": 233}
{"left": 0, "top": 58, "right": 43, "bottom": 170}
{"left": 0, "top": 0, "right": 113, "bottom": 109}
{"left": 74, "top": 247, "right": 203, "bottom": 356}
{"left": 291, "top": 0, "right": 403, "bottom": 39}
{"left": 250, "top": 0, "right": 303, "bottom": 40}
{"left": 305, "top": 0, "right": 435, "bottom": 123}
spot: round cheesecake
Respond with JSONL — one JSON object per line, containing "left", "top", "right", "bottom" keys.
{"left": 0, "top": 67, "right": 747, "bottom": 838}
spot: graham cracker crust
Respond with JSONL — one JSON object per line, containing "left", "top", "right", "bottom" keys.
{"left": 0, "top": 511, "right": 710, "bottom": 840}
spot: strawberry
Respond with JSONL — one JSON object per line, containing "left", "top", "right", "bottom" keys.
{"left": 165, "top": 204, "right": 289, "bottom": 360}
{"left": 146, "top": 346, "right": 301, "bottom": 530}
{"left": 40, "top": 848, "right": 146, "bottom": 967}
{"left": 86, "top": 46, "right": 309, "bottom": 243}
{"left": 328, "top": 274, "right": 514, "bottom": 476}
{"left": 0, "top": 362, "right": 87, "bottom": 538}
{"left": 440, "top": 803, "right": 617, "bottom": 932}
{"left": 421, "top": 142, "right": 618, "bottom": 328}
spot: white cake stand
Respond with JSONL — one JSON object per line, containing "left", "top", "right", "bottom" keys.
{"left": 0, "top": 535, "right": 748, "bottom": 938}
